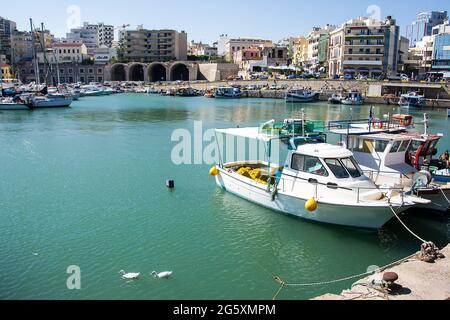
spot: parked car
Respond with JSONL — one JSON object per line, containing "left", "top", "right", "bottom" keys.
{"left": 342, "top": 74, "right": 355, "bottom": 80}
{"left": 387, "top": 73, "right": 409, "bottom": 81}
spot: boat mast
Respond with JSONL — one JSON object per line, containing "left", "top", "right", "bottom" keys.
{"left": 30, "top": 18, "right": 40, "bottom": 86}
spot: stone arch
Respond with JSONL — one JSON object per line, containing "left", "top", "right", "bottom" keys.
{"left": 148, "top": 63, "right": 168, "bottom": 82}
{"left": 169, "top": 62, "right": 189, "bottom": 81}
{"left": 111, "top": 63, "right": 127, "bottom": 81}
{"left": 129, "top": 63, "right": 146, "bottom": 82}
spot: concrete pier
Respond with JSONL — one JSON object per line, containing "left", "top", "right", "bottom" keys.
{"left": 313, "top": 244, "right": 450, "bottom": 300}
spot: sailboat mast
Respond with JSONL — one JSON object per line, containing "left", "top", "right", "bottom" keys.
{"left": 30, "top": 18, "right": 40, "bottom": 85}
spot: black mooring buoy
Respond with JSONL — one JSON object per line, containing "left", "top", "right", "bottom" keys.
{"left": 166, "top": 180, "right": 175, "bottom": 189}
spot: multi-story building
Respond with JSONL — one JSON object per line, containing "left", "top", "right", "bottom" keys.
{"left": 405, "top": 36, "right": 434, "bottom": 76}
{"left": 306, "top": 25, "right": 336, "bottom": 71}
{"left": 17, "top": 60, "right": 107, "bottom": 84}
{"left": 188, "top": 41, "right": 217, "bottom": 57}
{"left": 397, "top": 36, "right": 410, "bottom": 73}
{"left": 292, "top": 36, "right": 309, "bottom": 67}
{"left": 1, "top": 62, "right": 13, "bottom": 80}
{"left": 0, "top": 17, "right": 17, "bottom": 63}
{"left": 50, "top": 43, "right": 88, "bottom": 63}
{"left": 405, "top": 11, "right": 448, "bottom": 47}
{"left": 223, "top": 38, "right": 273, "bottom": 62}
{"left": 67, "top": 23, "right": 99, "bottom": 49}
{"left": 233, "top": 48, "right": 262, "bottom": 64}
{"left": 118, "top": 27, "right": 187, "bottom": 62}
{"left": 262, "top": 46, "right": 288, "bottom": 67}
{"left": 11, "top": 29, "right": 54, "bottom": 63}
{"left": 431, "top": 20, "right": 450, "bottom": 72}
{"left": 328, "top": 16, "right": 400, "bottom": 78}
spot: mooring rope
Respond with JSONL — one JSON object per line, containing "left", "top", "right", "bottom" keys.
{"left": 269, "top": 203, "right": 435, "bottom": 300}
{"left": 439, "top": 188, "right": 450, "bottom": 205}
{"left": 389, "top": 206, "right": 427, "bottom": 244}
{"left": 271, "top": 253, "right": 418, "bottom": 300}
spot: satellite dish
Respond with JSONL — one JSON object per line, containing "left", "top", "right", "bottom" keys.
{"left": 412, "top": 170, "right": 432, "bottom": 188}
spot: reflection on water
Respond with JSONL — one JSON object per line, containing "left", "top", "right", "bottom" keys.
{"left": 0, "top": 93, "right": 448, "bottom": 300}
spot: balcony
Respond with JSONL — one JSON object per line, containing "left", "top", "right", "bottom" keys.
{"left": 343, "top": 60, "right": 383, "bottom": 66}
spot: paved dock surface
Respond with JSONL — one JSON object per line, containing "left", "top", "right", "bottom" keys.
{"left": 313, "top": 244, "right": 450, "bottom": 300}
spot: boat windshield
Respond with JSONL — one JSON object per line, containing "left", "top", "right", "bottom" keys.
{"left": 341, "top": 157, "right": 363, "bottom": 178}
{"left": 325, "top": 157, "right": 363, "bottom": 179}
{"left": 324, "top": 159, "right": 349, "bottom": 179}
{"left": 291, "top": 154, "right": 329, "bottom": 177}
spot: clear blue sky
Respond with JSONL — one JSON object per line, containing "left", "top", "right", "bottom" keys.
{"left": 1, "top": 0, "right": 449, "bottom": 43}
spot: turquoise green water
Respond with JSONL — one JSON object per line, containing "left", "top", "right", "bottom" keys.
{"left": 0, "top": 94, "right": 449, "bottom": 300}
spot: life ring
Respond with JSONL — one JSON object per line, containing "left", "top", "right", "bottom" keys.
{"left": 372, "top": 119, "right": 384, "bottom": 129}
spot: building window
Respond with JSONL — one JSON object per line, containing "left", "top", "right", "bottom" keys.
{"left": 80, "top": 76, "right": 85, "bottom": 83}
{"left": 68, "top": 68, "right": 73, "bottom": 74}
{"left": 97, "top": 68, "right": 103, "bottom": 74}
{"left": 97, "top": 76, "right": 103, "bottom": 82}
{"left": 80, "top": 68, "right": 84, "bottom": 73}
{"left": 88, "top": 68, "right": 94, "bottom": 74}
{"left": 60, "top": 69, "right": 64, "bottom": 74}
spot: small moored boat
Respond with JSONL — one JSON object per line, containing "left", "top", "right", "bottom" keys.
{"left": 285, "top": 89, "right": 317, "bottom": 103}
{"left": 399, "top": 91, "right": 426, "bottom": 107}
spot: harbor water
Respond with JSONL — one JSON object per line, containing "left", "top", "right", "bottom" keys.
{"left": 0, "top": 94, "right": 449, "bottom": 300}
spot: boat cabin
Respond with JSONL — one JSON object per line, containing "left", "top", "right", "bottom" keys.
{"left": 347, "top": 132, "right": 442, "bottom": 175}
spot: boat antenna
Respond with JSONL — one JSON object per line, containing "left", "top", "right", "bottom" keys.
{"left": 302, "top": 108, "right": 305, "bottom": 137}
{"left": 422, "top": 113, "right": 429, "bottom": 136}
{"left": 30, "top": 18, "right": 40, "bottom": 86}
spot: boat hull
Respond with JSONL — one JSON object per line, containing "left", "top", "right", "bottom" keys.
{"left": 0, "top": 103, "right": 29, "bottom": 110}
{"left": 341, "top": 100, "right": 364, "bottom": 105}
{"left": 285, "top": 94, "right": 317, "bottom": 103}
{"left": 30, "top": 99, "right": 73, "bottom": 108}
{"left": 215, "top": 168, "right": 409, "bottom": 229}
{"left": 415, "top": 186, "right": 450, "bottom": 212}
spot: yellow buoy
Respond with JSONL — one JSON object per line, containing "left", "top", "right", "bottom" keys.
{"left": 305, "top": 198, "right": 318, "bottom": 212}
{"left": 209, "top": 166, "right": 219, "bottom": 177}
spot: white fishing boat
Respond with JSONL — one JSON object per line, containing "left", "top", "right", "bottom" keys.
{"left": 0, "top": 97, "right": 29, "bottom": 110}
{"left": 328, "top": 92, "right": 345, "bottom": 104}
{"left": 330, "top": 114, "right": 450, "bottom": 212}
{"left": 399, "top": 91, "right": 426, "bottom": 108}
{"left": 341, "top": 91, "right": 364, "bottom": 105}
{"left": 26, "top": 93, "right": 73, "bottom": 109}
{"left": 285, "top": 89, "right": 317, "bottom": 103}
{"left": 210, "top": 120, "right": 429, "bottom": 229}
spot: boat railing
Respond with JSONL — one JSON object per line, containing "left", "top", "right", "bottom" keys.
{"left": 327, "top": 118, "right": 406, "bottom": 134}
{"left": 273, "top": 174, "right": 407, "bottom": 204}
{"left": 362, "top": 169, "right": 411, "bottom": 182}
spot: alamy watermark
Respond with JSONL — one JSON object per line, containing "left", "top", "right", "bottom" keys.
{"left": 171, "top": 121, "right": 282, "bottom": 166}
{"left": 66, "top": 5, "right": 81, "bottom": 32}
{"left": 66, "top": 265, "right": 81, "bottom": 290}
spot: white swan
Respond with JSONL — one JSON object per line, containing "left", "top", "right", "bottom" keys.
{"left": 119, "top": 270, "right": 140, "bottom": 280}
{"left": 151, "top": 271, "right": 173, "bottom": 279}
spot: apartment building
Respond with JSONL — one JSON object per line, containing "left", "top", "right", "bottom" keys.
{"left": 67, "top": 22, "right": 114, "bottom": 49}
{"left": 405, "top": 11, "right": 448, "bottom": 47}
{"left": 0, "top": 17, "right": 17, "bottom": 63}
{"left": 11, "top": 29, "right": 54, "bottom": 63}
{"left": 118, "top": 28, "right": 187, "bottom": 62}
{"left": 306, "top": 25, "right": 336, "bottom": 71}
{"left": 432, "top": 20, "right": 450, "bottom": 72}
{"left": 223, "top": 38, "right": 273, "bottom": 62}
{"left": 328, "top": 16, "right": 400, "bottom": 78}
{"left": 292, "top": 37, "right": 309, "bottom": 67}
{"left": 51, "top": 43, "right": 88, "bottom": 63}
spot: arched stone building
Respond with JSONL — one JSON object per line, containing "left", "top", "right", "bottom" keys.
{"left": 105, "top": 62, "right": 198, "bottom": 82}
